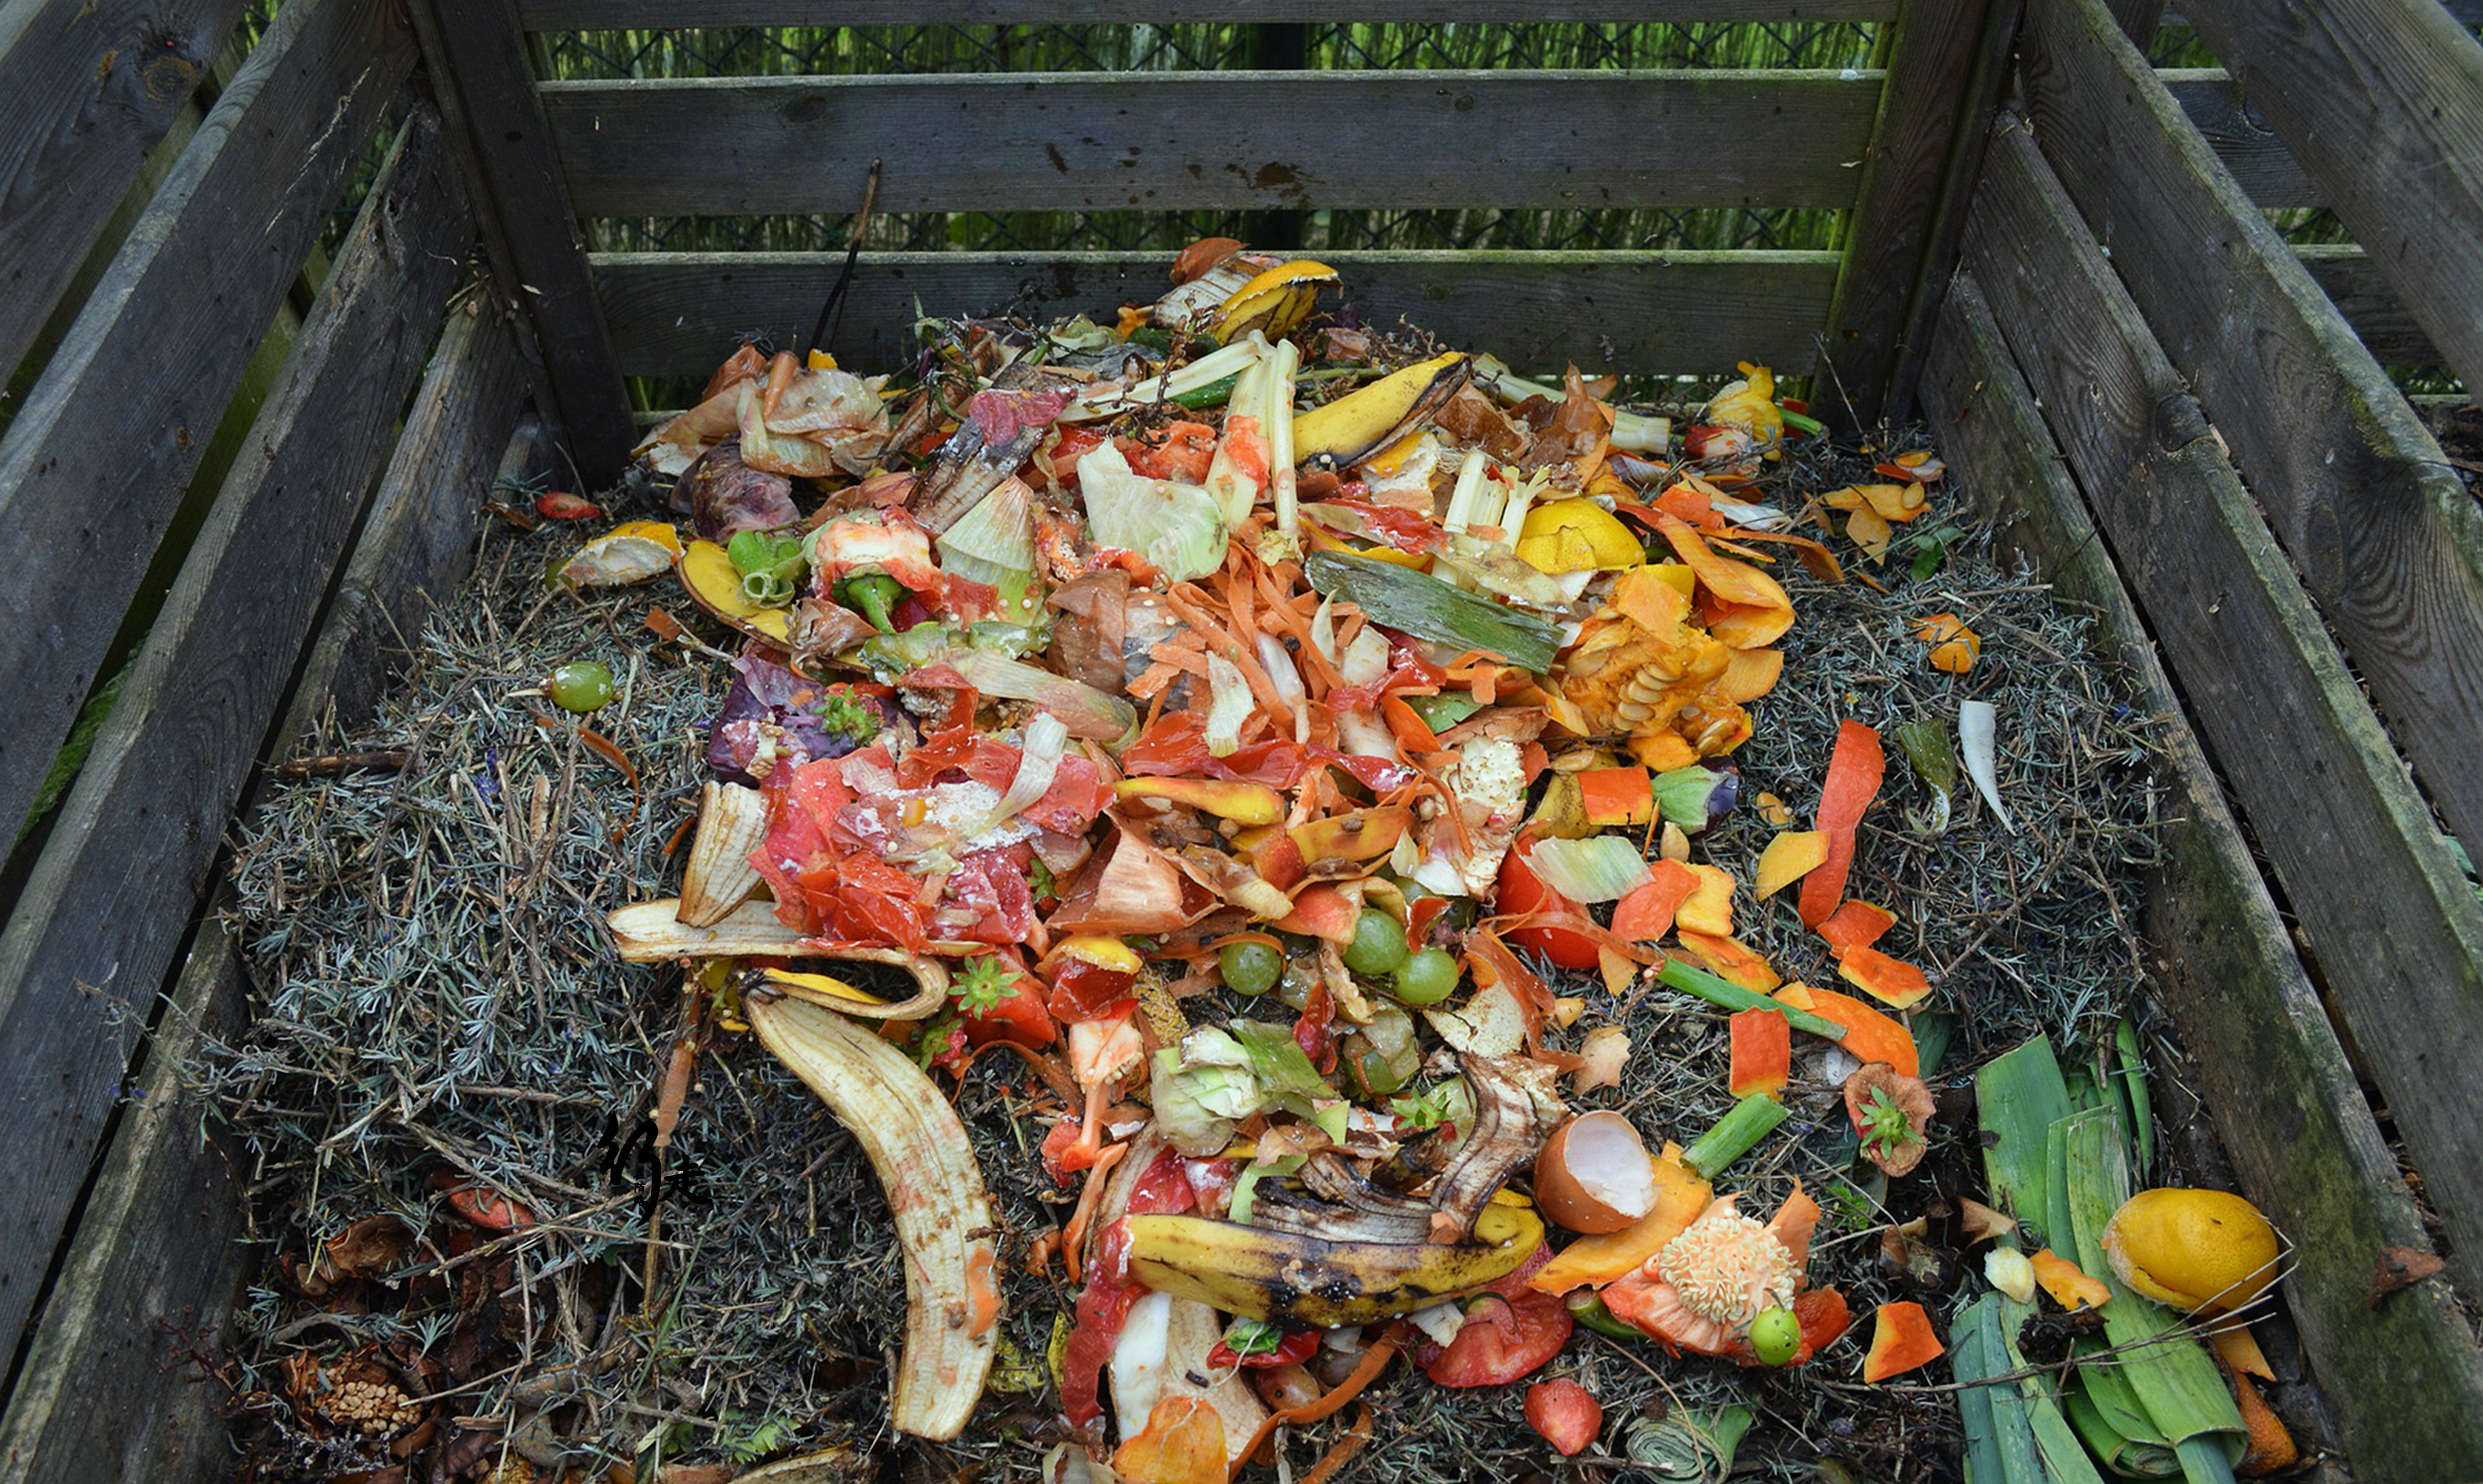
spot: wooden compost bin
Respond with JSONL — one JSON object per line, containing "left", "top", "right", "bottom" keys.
{"left": 2, "top": 0, "right": 2478, "bottom": 1479}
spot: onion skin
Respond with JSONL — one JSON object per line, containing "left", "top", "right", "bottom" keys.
{"left": 1532, "top": 1111, "right": 1658, "bottom": 1236}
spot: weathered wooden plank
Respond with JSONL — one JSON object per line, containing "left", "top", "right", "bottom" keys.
{"left": 2299, "top": 244, "right": 2443, "bottom": 368}
{"left": 0, "top": 342, "right": 544, "bottom": 1484}
{"left": 0, "top": 0, "right": 252, "bottom": 383}
{"left": 1927, "top": 273, "right": 2483, "bottom": 1479}
{"left": 408, "top": 0, "right": 633, "bottom": 486}
{"left": 2157, "top": 70, "right": 2316, "bottom": 206}
{"left": 2177, "top": 0, "right": 2483, "bottom": 396}
{"left": 1962, "top": 118, "right": 2483, "bottom": 1305}
{"left": 0, "top": 0, "right": 413, "bottom": 871}
{"left": 592, "top": 247, "right": 1843, "bottom": 378}
{"left": 543, "top": 70, "right": 1885, "bottom": 218}
{"left": 519, "top": 0, "right": 1900, "bottom": 27}
{"left": 2021, "top": 0, "right": 2483, "bottom": 902}
{"left": 1921, "top": 270, "right": 2483, "bottom": 1481}
{"left": 0, "top": 104, "right": 474, "bottom": 1371}
{"left": 1820, "top": 0, "right": 2010, "bottom": 426}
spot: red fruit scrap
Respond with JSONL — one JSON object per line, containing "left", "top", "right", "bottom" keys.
{"left": 1523, "top": 1378, "right": 1603, "bottom": 1457}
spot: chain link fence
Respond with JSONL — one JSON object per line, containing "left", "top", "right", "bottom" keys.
{"left": 541, "top": 20, "right": 1882, "bottom": 258}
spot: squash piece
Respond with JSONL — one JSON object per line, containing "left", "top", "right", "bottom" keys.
{"left": 1836, "top": 946, "right": 1933, "bottom": 1009}
{"left": 1577, "top": 766, "right": 1654, "bottom": 826}
{"left": 1529, "top": 1143, "right": 1711, "bottom": 1294}
{"left": 1676, "top": 932, "right": 1781, "bottom": 994}
{"left": 1611, "top": 860, "right": 1698, "bottom": 943}
{"left": 1774, "top": 983, "right": 1919, "bottom": 1077}
{"left": 1675, "top": 863, "right": 1736, "bottom": 937}
{"left": 1816, "top": 898, "right": 1897, "bottom": 958}
{"left": 1860, "top": 1300, "right": 1945, "bottom": 1383}
{"left": 1797, "top": 720, "right": 1886, "bottom": 928}
{"left": 1728, "top": 1009, "right": 1791, "bottom": 1100}
{"left": 1754, "top": 829, "right": 1828, "bottom": 900}
{"left": 2030, "top": 1248, "right": 2111, "bottom": 1312}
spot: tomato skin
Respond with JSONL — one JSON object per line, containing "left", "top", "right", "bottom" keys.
{"left": 1493, "top": 835, "right": 1606, "bottom": 971}
{"left": 1121, "top": 421, "right": 1217, "bottom": 484}
{"left": 1523, "top": 1377, "right": 1603, "bottom": 1456}
{"left": 1208, "top": 1328, "right": 1321, "bottom": 1370}
{"left": 1416, "top": 1248, "right": 1574, "bottom": 1388}
{"left": 957, "top": 954, "right": 1057, "bottom": 1049}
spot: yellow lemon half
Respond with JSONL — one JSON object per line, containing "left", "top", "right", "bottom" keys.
{"left": 1517, "top": 498, "right": 1643, "bottom": 573}
{"left": 2101, "top": 1188, "right": 2280, "bottom": 1314}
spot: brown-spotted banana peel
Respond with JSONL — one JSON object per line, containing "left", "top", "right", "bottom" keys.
{"left": 746, "top": 992, "right": 1001, "bottom": 1440}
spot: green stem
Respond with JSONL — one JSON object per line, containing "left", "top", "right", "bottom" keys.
{"left": 1562, "top": 1291, "right": 1643, "bottom": 1342}
{"left": 1779, "top": 406, "right": 1828, "bottom": 436}
{"left": 1682, "top": 1094, "right": 1791, "bottom": 1179}
{"left": 1655, "top": 958, "right": 1846, "bottom": 1042}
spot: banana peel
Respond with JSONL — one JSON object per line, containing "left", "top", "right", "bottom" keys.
{"left": 609, "top": 898, "right": 807, "bottom": 961}
{"left": 1125, "top": 1195, "right": 1544, "bottom": 1326}
{"left": 1292, "top": 353, "right": 1470, "bottom": 472}
{"left": 1211, "top": 259, "right": 1337, "bottom": 343}
{"left": 752, "top": 945, "right": 950, "bottom": 1021}
{"left": 748, "top": 993, "right": 1001, "bottom": 1440}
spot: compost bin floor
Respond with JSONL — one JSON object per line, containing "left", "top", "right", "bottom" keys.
{"left": 191, "top": 421, "right": 2187, "bottom": 1484}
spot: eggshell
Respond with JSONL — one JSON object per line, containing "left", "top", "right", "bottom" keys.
{"left": 1532, "top": 1111, "right": 1659, "bottom": 1235}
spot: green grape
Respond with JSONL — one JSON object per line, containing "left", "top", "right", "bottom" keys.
{"left": 1749, "top": 1306, "right": 1801, "bottom": 1366}
{"left": 1391, "top": 946, "right": 1461, "bottom": 1007}
{"left": 1218, "top": 940, "right": 1282, "bottom": 996}
{"left": 1342, "top": 907, "right": 1409, "bottom": 977}
{"left": 547, "top": 661, "right": 616, "bottom": 714}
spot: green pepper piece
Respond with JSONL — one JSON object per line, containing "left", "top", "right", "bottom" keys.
{"left": 1171, "top": 373, "right": 1240, "bottom": 410}
{"left": 836, "top": 573, "right": 905, "bottom": 633}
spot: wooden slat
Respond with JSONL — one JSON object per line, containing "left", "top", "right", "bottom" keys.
{"left": 542, "top": 70, "right": 1885, "bottom": 218}
{"left": 520, "top": 0, "right": 1900, "bottom": 27}
{"left": 2177, "top": 0, "right": 2483, "bottom": 396}
{"left": 1820, "top": 0, "right": 2010, "bottom": 425}
{"left": 592, "top": 248, "right": 1843, "bottom": 378}
{"left": 2020, "top": 0, "right": 2483, "bottom": 916}
{"left": 0, "top": 323, "right": 541, "bottom": 1484}
{"left": 0, "top": 104, "right": 475, "bottom": 1371}
{"left": 1961, "top": 118, "right": 2483, "bottom": 1305}
{"left": 2158, "top": 70, "right": 2316, "bottom": 207}
{"left": 2301, "top": 243, "right": 2444, "bottom": 367}
{"left": 410, "top": 0, "right": 632, "bottom": 486}
{"left": 0, "top": 0, "right": 252, "bottom": 383}
{"left": 0, "top": 0, "right": 413, "bottom": 875}
{"left": 1922, "top": 267, "right": 2483, "bottom": 1484}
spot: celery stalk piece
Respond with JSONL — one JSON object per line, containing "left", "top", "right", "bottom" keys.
{"left": 1265, "top": 337, "right": 1300, "bottom": 553}
{"left": 1681, "top": 1094, "right": 1791, "bottom": 1180}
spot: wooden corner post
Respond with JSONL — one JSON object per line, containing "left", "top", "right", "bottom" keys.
{"left": 404, "top": 0, "right": 635, "bottom": 486}
{"left": 1819, "top": 0, "right": 2022, "bottom": 429}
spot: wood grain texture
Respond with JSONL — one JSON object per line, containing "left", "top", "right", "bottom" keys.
{"left": 409, "top": 0, "right": 634, "bottom": 486}
{"left": 2020, "top": 0, "right": 2483, "bottom": 894}
{"left": 593, "top": 248, "right": 1842, "bottom": 377}
{"left": 0, "top": 0, "right": 252, "bottom": 381}
{"left": 2177, "top": 0, "right": 2483, "bottom": 396}
{"left": 0, "top": 337, "right": 544, "bottom": 1484}
{"left": 541, "top": 70, "right": 1885, "bottom": 218}
{"left": 2300, "top": 244, "right": 2442, "bottom": 367}
{"left": 1962, "top": 118, "right": 2483, "bottom": 1305}
{"left": 518, "top": 0, "right": 1900, "bottom": 27}
{"left": 1922, "top": 267, "right": 2483, "bottom": 1484}
{"left": 0, "top": 0, "right": 413, "bottom": 876}
{"left": 1820, "top": 0, "right": 2013, "bottom": 426}
{"left": 0, "top": 105, "right": 473, "bottom": 1372}
{"left": 2157, "top": 70, "right": 2315, "bottom": 207}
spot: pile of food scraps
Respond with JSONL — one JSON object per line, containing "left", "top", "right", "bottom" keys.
{"left": 194, "top": 242, "right": 2301, "bottom": 1484}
